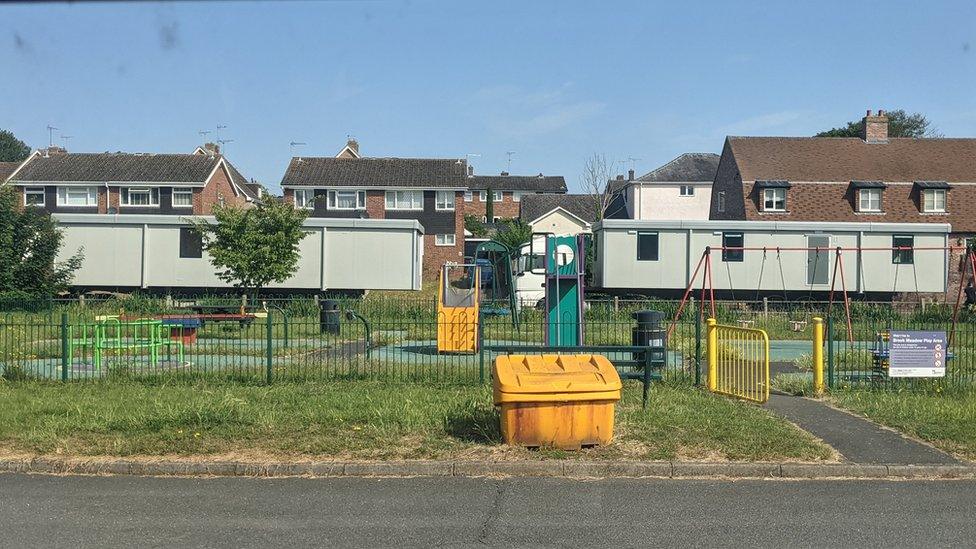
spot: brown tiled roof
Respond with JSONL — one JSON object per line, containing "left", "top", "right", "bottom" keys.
{"left": 0, "top": 162, "right": 20, "bottom": 182}
{"left": 729, "top": 137, "right": 976, "bottom": 182}
{"left": 467, "top": 174, "right": 567, "bottom": 192}
{"left": 281, "top": 157, "right": 467, "bottom": 188}
{"left": 10, "top": 153, "right": 222, "bottom": 183}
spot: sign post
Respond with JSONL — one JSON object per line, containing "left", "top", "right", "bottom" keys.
{"left": 888, "top": 330, "right": 947, "bottom": 378}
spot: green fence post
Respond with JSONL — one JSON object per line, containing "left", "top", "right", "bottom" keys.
{"left": 694, "top": 309, "right": 702, "bottom": 386}
{"left": 827, "top": 315, "right": 834, "bottom": 389}
{"left": 265, "top": 316, "right": 273, "bottom": 385}
{"left": 60, "top": 313, "right": 69, "bottom": 382}
{"left": 478, "top": 311, "right": 485, "bottom": 383}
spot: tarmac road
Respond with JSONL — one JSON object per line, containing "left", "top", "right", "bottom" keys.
{"left": 2, "top": 473, "right": 974, "bottom": 548}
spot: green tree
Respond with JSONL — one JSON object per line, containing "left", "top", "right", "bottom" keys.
{"left": 0, "top": 130, "right": 31, "bottom": 163}
{"left": 192, "top": 198, "right": 310, "bottom": 300}
{"left": 815, "top": 110, "right": 941, "bottom": 138}
{"left": 485, "top": 187, "right": 494, "bottom": 222}
{"left": 493, "top": 219, "right": 533, "bottom": 253}
{"left": 464, "top": 214, "right": 489, "bottom": 238}
{"left": 0, "top": 187, "right": 82, "bottom": 297}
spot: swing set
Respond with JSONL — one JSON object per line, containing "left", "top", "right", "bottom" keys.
{"left": 668, "top": 243, "right": 971, "bottom": 346}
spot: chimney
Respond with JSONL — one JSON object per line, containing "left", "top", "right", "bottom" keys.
{"left": 467, "top": 165, "right": 474, "bottom": 176}
{"left": 202, "top": 142, "right": 220, "bottom": 155}
{"left": 500, "top": 171, "right": 509, "bottom": 176}
{"left": 628, "top": 169, "right": 635, "bottom": 180}
{"left": 615, "top": 174, "right": 625, "bottom": 181}
{"left": 861, "top": 109, "right": 889, "bottom": 143}
{"left": 346, "top": 137, "right": 359, "bottom": 155}
{"left": 44, "top": 145, "right": 68, "bottom": 157}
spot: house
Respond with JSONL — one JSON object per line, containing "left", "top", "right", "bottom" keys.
{"left": 613, "top": 153, "right": 719, "bottom": 220}
{"left": 0, "top": 161, "right": 21, "bottom": 183}
{"left": 465, "top": 172, "right": 567, "bottom": 222}
{"left": 5, "top": 145, "right": 258, "bottom": 215}
{"left": 280, "top": 140, "right": 467, "bottom": 279}
{"left": 709, "top": 109, "right": 976, "bottom": 296}
{"left": 519, "top": 194, "right": 602, "bottom": 236}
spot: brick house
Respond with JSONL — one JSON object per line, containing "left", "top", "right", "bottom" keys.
{"left": 5, "top": 144, "right": 259, "bottom": 215}
{"left": 280, "top": 141, "right": 468, "bottom": 279}
{"left": 709, "top": 109, "right": 976, "bottom": 297}
{"left": 465, "top": 172, "right": 567, "bottom": 221}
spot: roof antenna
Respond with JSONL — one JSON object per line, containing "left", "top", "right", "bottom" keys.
{"left": 60, "top": 135, "right": 73, "bottom": 149}
{"left": 627, "top": 156, "right": 642, "bottom": 172}
{"left": 505, "top": 151, "right": 516, "bottom": 172}
{"left": 290, "top": 141, "right": 307, "bottom": 162}
{"left": 46, "top": 125, "right": 59, "bottom": 148}
{"left": 198, "top": 130, "right": 211, "bottom": 141}
{"left": 217, "top": 138, "right": 234, "bottom": 153}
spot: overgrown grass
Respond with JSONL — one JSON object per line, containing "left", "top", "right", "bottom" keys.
{"left": 0, "top": 380, "right": 830, "bottom": 462}
{"left": 832, "top": 387, "right": 976, "bottom": 460}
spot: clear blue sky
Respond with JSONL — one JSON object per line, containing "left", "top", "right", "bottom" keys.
{"left": 2, "top": 1, "right": 974, "bottom": 192}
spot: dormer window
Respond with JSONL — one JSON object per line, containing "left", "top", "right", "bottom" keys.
{"left": 915, "top": 182, "right": 950, "bottom": 213}
{"left": 756, "top": 180, "right": 790, "bottom": 212}
{"left": 851, "top": 181, "right": 885, "bottom": 213}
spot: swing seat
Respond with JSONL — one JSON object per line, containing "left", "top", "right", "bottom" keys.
{"left": 789, "top": 320, "right": 808, "bottom": 332}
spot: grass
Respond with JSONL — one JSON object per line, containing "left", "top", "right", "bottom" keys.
{"left": 832, "top": 387, "right": 976, "bottom": 460}
{"left": 0, "top": 380, "right": 830, "bottom": 462}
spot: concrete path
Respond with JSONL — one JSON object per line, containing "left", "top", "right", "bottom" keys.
{"left": 765, "top": 392, "right": 958, "bottom": 465}
{"left": 4, "top": 473, "right": 976, "bottom": 548}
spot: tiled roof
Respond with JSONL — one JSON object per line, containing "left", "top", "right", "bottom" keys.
{"left": 10, "top": 153, "right": 221, "bottom": 183}
{"left": 225, "top": 161, "right": 260, "bottom": 201}
{"left": 281, "top": 157, "right": 467, "bottom": 188}
{"left": 520, "top": 193, "right": 612, "bottom": 224}
{"left": 728, "top": 137, "right": 976, "bottom": 182}
{"left": 0, "top": 162, "right": 20, "bottom": 182}
{"left": 637, "top": 152, "right": 720, "bottom": 182}
{"left": 467, "top": 174, "right": 567, "bottom": 193}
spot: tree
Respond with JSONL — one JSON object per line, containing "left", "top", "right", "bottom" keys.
{"left": 0, "top": 187, "right": 83, "bottom": 297}
{"left": 493, "top": 219, "right": 533, "bottom": 253}
{"left": 581, "top": 153, "right": 616, "bottom": 221}
{"left": 0, "top": 130, "right": 31, "bottom": 163}
{"left": 191, "top": 198, "right": 310, "bottom": 300}
{"left": 464, "top": 214, "right": 489, "bottom": 238}
{"left": 485, "top": 186, "right": 494, "bottom": 222}
{"left": 815, "top": 110, "right": 941, "bottom": 138}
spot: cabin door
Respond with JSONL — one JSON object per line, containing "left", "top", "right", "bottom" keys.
{"left": 806, "top": 235, "right": 831, "bottom": 285}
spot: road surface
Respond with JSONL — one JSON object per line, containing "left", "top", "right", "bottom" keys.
{"left": 2, "top": 473, "right": 974, "bottom": 548}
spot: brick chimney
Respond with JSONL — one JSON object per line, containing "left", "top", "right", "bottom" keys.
{"left": 500, "top": 171, "right": 509, "bottom": 176}
{"left": 202, "top": 142, "right": 220, "bottom": 155}
{"left": 467, "top": 165, "right": 474, "bottom": 176}
{"left": 346, "top": 138, "right": 359, "bottom": 156}
{"left": 628, "top": 169, "right": 635, "bottom": 180}
{"left": 43, "top": 146, "right": 68, "bottom": 157}
{"left": 861, "top": 109, "right": 889, "bottom": 143}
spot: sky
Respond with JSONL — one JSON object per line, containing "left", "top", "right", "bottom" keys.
{"left": 2, "top": 0, "right": 975, "bottom": 193}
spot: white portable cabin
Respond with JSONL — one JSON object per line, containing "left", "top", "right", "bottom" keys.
{"left": 592, "top": 220, "right": 952, "bottom": 296}
{"left": 54, "top": 214, "right": 424, "bottom": 292}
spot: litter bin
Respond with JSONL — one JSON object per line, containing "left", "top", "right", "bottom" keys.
{"left": 320, "top": 299, "right": 340, "bottom": 335}
{"left": 632, "top": 310, "right": 666, "bottom": 362}
{"left": 492, "top": 354, "right": 622, "bottom": 449}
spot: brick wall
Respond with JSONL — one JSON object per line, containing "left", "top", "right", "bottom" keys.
{"left": 195, "top": 164, "right": 250, "bottom": 214}
{"left": 462, "top": 192, "right": 521, "bottom": 220}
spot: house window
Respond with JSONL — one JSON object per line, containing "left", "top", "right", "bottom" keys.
{"left": 172, "top": 188, "right": 193, "bottom": 208}
{"left": 464, "top": 191, "right": 473, "bottom": 202}
{"left": 478, "top": 190, "right": 502, "bottom": 202}
{"left": 24, "top": 188, "right": 45, "bottom": 207}
{"left": 328, "top": 190, "right": 366, "bottom": 210}
{"left": 636, "top": 231, "right": 659, "bottom": 261}
{"left": 679, "top": 185, "right": 695, "bottom": 197}
{"left": 512, "top": 191, "right": 523, "bottom": 202}
{"left": 892, "top": 235, "right": 914, "bottom": 264}
{"left": 179, "top": 227, "right": 203, "bottom": 259}
{"left": 56, "top": 186, "right": 98, "bottom": 207}
{"left": 121, "top": 187, "right": 159, "bottom": 207}
{"left": 294, "top": 189, "right": 315, "bottom": 209}
{"left": 717, "top": 191, "right": 726, "bottom": 213}
{"left": 858, "top": 188, "right": 882, "bottom": 212}
{"left": 922, "top": 189, "right": 946, "bottom": 213}
{"left": 385, "top": 190, "right": 424, "bottom": 210}
{"left": 435, "top": 191, "right": 455, "bottom": 211}
{"left": 762, "top": 188, "right": 786, "bottom": 211}
{"left": 435, "top": 234, "right": 456, "bottom": 246}
{"left": 722, "top": 232, "right": 744, "bottom": 262}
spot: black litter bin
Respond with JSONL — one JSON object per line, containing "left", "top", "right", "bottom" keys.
{"left": 320, "top": 299, "right": 341, "bottom": 335}
{"left": 632, "top": 310, "right": 666, "bottom": 363}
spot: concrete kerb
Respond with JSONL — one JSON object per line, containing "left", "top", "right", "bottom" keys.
{"left": 2, "top": 458, "right": 975, "bottom": 480}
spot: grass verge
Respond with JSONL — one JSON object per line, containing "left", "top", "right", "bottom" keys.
{"left": 0, "top": 380, "right": 830, "bottom": 462}
{"left": 832, "top": 388, "right": 976, "bottom": 460}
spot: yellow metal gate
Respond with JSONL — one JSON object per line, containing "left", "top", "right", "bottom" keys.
{"left": 706, "top": 318, "right": 770, "bottom": 403}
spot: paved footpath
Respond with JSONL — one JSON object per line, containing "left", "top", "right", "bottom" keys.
{"left": 3, "top": 473, "right": 976, "bottom": 548}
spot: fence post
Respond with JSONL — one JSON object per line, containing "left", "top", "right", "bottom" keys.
{"left": 478, "top": 311, "right": 485, "bottom": 383}
{"left": 706, "top": 318, "right": 717, "bottom": 391}
{"left": 60, "top": 313, "right": 69, "bottom": 382}
{"left": 694, "top": 309, "right": 702, "bottom": 386}
{"left": 763, "top": 297, "right": 769, "bottom": 320}
{"left": 827, "top": 315, "right": 835, "bottom": 389}
{"left": 812, "top": 317, "right": 824, "bottom": 395}
{"left": 265, "top": 315, "right": 273, "bottom": 385}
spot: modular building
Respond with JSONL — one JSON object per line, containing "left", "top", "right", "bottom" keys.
{"left": 54, "top": 214, "right": 424, "bottom": 293}
{"left": 592, "top": 220, "right": 952, "bottom": 297}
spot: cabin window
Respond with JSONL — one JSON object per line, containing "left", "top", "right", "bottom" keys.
{"left": 24, "top": 188, "right": 45, "bottom": 207}
{"left": 435, "top": 191, "right": 455, "bottom": 211}
{"left": 294, "top": 189, "right": 314, "bottom": 209}
{"left": 328, "top": 190, "right": 366, "bottom": 210}
{"left": 892, "top": 235, "right": 914, "bottom": 264}
{"left": 762, "top": 188, "right": 786, "bottom": 211}
{"left": 57, "top": 186, "right": 98, "bottom": 207}
{"left": 679, "top": 185, "right": 695, "bottom": 197}
{"left": 179, "top": 227, "right": 203, "bottom": 259}
{"left": 858, "top": 188, "right": 882, "bottom": 212}
{"left": 922, "top": 189, "right": 946, "bottom": 213}
{"left": 722, "top": 232, "right": 744, "bottom": 262}
{"left": 636, "top": 231, "right": 659, "bottom": 261}
{"left": 172, "top": 188, "right": 193, "bottom": 208}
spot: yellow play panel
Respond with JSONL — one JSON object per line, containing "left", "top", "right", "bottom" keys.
{"left": 436, "top": 264, "right": 480, "bottom": 354}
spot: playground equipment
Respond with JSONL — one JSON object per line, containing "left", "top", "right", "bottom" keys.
{"left": 437, "top": 263, "right": 481, "bottom": 353}
{"left": 67, "top": 316, "right": 184, "bottom": 371}
{"left": 706, "top": 318, "right": 770, "bottom": 403}
{"left": 531, "top": 233, "right": 586, "bottom": 347}
{"left": 473, "top": 240, "right": 520, "bottom": 330}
